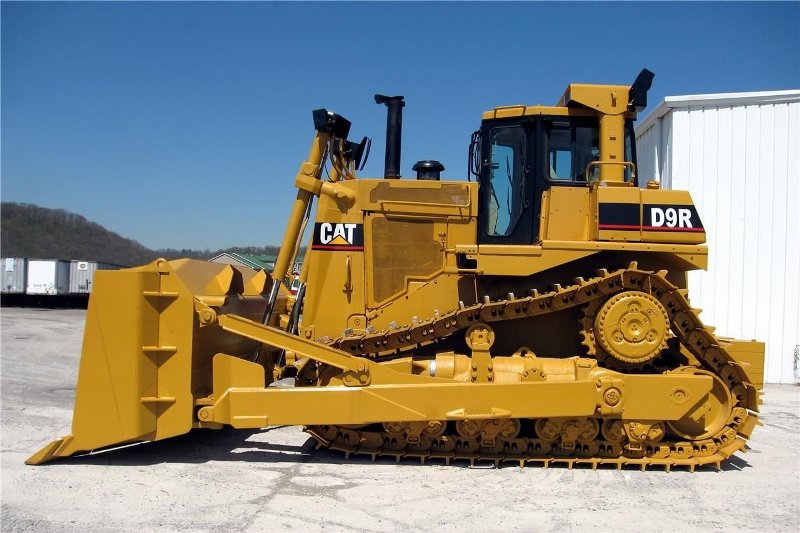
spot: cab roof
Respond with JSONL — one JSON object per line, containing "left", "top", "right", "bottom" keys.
{"left": 482, "top": 83, "right": 637, "bottom": 121}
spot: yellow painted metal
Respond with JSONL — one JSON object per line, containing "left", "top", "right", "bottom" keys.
{"left": 484, "top": 83, "right": 635, "bottom": 184}
{"left": 300, "top": 157, "right": 708, "bottom": 342}
{"left": 28, "top": 264, "right": 717, "bottom": 465}
{"left": 271, "top": 131, "right": 329, "bottom": 285}
{"left": 28, "top": 73, "right": 765, "bottom": 469}
{"left": 218, "top": 313, "right": 392, "bottom": 381}
{"left": 198, "top": 353, "right": 713, "bottom": 428}
{"left": 558, "top": 83, "right": 632, "bottom": 115}
{"left": 590, "top": 186, "right": 707, "bottom": 245}
{"left": 364, "top": 213, "right": 445, "bottom": 307}
{"left": 364, "top": 180, "right": 473, "bottom": 216}
{"left": 666, "top": 369, "right": 734, "bottom": 440}
{"left": 591, "top": 185, "right": 642, "bottom": 241}
{"left": 295, "top": 172, "right": 356, "bottom": 207}
{"left": 593, "top": 291, "right": 670, "bottom": 364}
{"left": 640, "top": 188, "right": 707, "bottom": 244}
{"left": 299, "top": 200, "right": 366, "bottom": 339}
{"left": 27, "top": 259, "right": 273, "bottom": 465}
{"left": 446, "top": 241, "right": 707, "bottom": 278}
{"left": 539, "top": 187, "right": 591, "bottom": 241}
{"left": 598, "top": 113, "right": 627, "bottom": 183}
{"left": 720, "top": 338, "right": 765, "bottom": 390}
{"left": 482, "top": 105, "right": 601, "bottom": 120}
{"left": 453, "top": 245, "right": 595, "bottom": 277}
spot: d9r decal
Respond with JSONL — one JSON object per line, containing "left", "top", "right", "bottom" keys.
{"left": 644, "top": 205, "right": 704, "bottom": 232}
{"left": 597, "top": 203, "right": 705, "bottom": 233}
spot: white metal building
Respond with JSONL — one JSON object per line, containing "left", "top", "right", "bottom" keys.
{"left": 636, "top": 90, "right": 800, "bottom": 383}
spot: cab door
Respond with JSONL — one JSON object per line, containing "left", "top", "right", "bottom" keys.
{"left": 477, "top": 122, "right": 536, "bottom": 245}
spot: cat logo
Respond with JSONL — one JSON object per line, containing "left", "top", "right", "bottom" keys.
{"left": 312, "top": 222, "right": 364, "bottom": 251}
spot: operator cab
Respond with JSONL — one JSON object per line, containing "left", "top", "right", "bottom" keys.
{"left": 472, "top": 70, "right": 653, "bottom": 245}
{"left": 474, "top": 112, "right": 638, "bottom": 244}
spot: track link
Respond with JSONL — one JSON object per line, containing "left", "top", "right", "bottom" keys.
{"left": 309, "top": 265, "right": 760, "bottom": 470}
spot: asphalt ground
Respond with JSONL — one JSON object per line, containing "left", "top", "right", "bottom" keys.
{"left": 2, "top": 307, "right": 799, "bottom": 532}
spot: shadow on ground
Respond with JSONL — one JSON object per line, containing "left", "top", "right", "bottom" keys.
{"left": 33, "top": 426, "right": 752, "bottom": 473}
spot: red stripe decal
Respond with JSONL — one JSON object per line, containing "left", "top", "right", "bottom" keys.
{"left": 599, "top": 224, "right": 705, "bottom": 233}
{"left": 642, "top": 226, "right": 705, "bottom": 232}
{"left": 311, "top": 245, "right": 365, "bottom": 251}
{"left": 598, "top": 224, "right": 640, "bottom": 230}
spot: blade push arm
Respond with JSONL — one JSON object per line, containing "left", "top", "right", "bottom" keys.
{"left": 264, "top": 110, "right": 352, "bottom": 325}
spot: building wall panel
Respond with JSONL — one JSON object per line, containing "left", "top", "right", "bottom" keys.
{"left": 636, "top": 124, "right": 657, "bottom": 181}
{"left": 782, "top": 103, "right": 800, "bottom": 382}
{"left": 637, "top": 91, "right": 800, "bottom": 382}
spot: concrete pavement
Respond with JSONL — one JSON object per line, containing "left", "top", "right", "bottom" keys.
{"left": 2, "top": 307, "right": 798, "bottom": 532}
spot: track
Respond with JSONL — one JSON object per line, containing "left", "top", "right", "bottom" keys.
{"left": 307, "top": 265, "right": 760, "bottom": 470}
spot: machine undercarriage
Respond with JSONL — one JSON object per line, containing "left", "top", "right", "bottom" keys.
{"left": 307, "top": 264, "right": 761, "bottom": 470}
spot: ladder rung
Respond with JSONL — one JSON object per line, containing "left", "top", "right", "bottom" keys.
{"left": 142, "top": 345, "right": 177, "bottom": 355}
{"left": 140, "top": 396, "right": 176, "bottom": 404}
{"left": 142, "top": 291, "right": 179, "bottom": 299}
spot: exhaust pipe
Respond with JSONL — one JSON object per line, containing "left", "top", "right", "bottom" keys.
{"left": 374, "top": 94, "right": 404, "bottom": 179}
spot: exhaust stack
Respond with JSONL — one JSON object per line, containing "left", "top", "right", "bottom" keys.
{"left": 374, "top": 94, "right": 405, "bottom": 179}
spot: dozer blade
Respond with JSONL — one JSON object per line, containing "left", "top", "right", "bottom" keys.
{"left": 27, "top": 258, "right": 275, "bottom": 465}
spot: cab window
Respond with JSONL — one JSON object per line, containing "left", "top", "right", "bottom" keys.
{"left": 545, "top": 121, "right": 599, "bottom": 182}
{"left": 485, "top": 126, "right": 526, "bottom": 237}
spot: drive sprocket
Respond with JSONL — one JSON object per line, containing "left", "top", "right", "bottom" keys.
{"left": 580, "top": 290, "right": 671, "bottom": 369}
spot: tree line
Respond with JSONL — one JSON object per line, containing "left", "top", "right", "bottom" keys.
{"left": 1, "top": 202, "right": 283, "bottom": 267}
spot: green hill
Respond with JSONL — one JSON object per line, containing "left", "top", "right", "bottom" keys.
{"left": 1, "top": 202, "right": 281, "bottom": 267}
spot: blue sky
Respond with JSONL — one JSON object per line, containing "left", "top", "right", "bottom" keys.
{"left": 2, "top": 1, "right": 799, "bottom": 250}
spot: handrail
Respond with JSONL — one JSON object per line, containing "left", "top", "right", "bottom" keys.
{"left": 585, "top": 160, "right": 637, "bottom": 184}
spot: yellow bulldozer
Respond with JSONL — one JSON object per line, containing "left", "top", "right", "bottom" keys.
{"left": 29, "top": 70, "right": 764, "bottom": 470}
